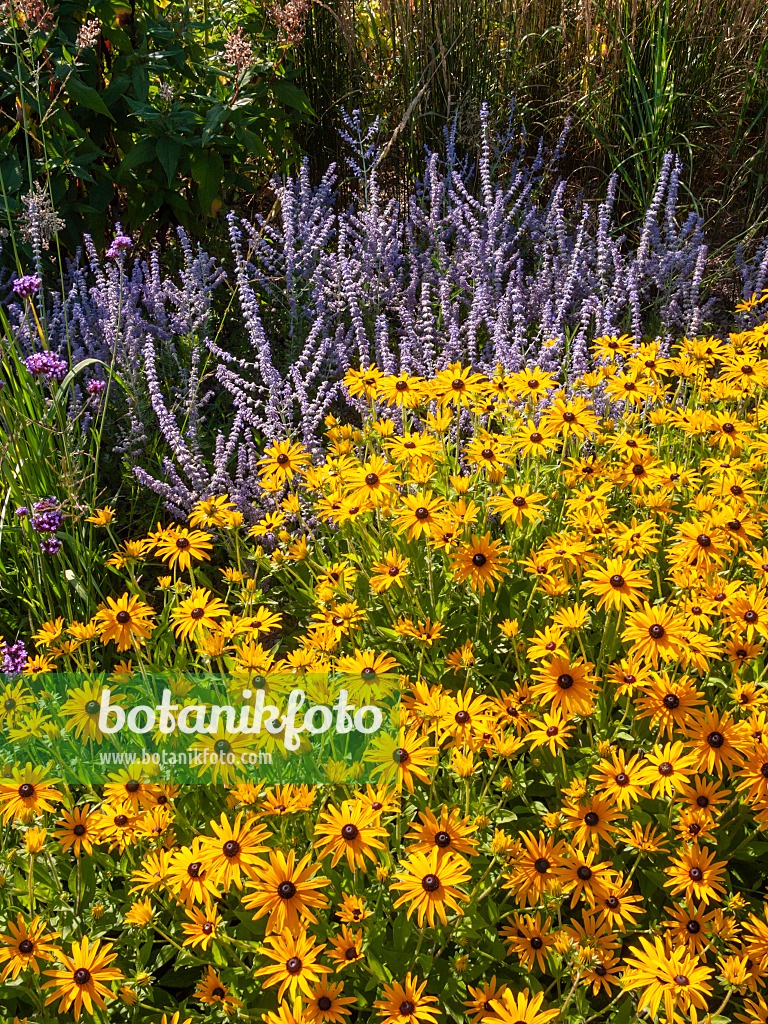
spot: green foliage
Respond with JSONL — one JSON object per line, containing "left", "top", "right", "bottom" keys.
{"left": 0, "top": 0, "right": 313, "bottom": 252}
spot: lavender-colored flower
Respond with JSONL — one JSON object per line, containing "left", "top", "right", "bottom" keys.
{"left": 31, "top": 498, "right": 64, "bottom": 534}
{"left": 39, "top": 536, "right": 62, "bottom": 555}
{"left": 14, "top": 506, "right": 29, "bottom": 517}
{"left": 86, "top": 378, "right": 106, "bottom": 394}
{"left": 12, "top": 274, "right": 42, "bottom": 298}
{"left": 24, "top": 351, "right": 68, "bottom": 380}
{"left": 106, "top": 234, "right": 133, "bottom": 259}
{"left": 0, "top": 640, "right": 28, "bottom": 676}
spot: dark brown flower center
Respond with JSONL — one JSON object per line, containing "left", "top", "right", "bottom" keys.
{"left": 278, "top": 881, "right": 297, "bottom": 899}
{"left": 663, "top": 694, "right": 680, "bottom": 709}
{"left": 116, "top": 610, "right": 131, "bottom": 624}
{"left": 649, "top": 624, "right": 665, "bottom": 639}
{"left": 584, "top": 812, "right": 599, "bottom": 827}
{"left": 577, "top": 865, "right": 592, "bottom": 880}
{"left": 557, "top": 674, "right": 574, "bottom": 689}
{"left": 318, "top": 996, "right": 332, "bottom": 1011}
{"left": 341, "top": 824, "right": 359, "bottom": 841}
{"left": 421, "top": 874, "right": 440, "bottom": 892}
{"left": 74, "top": 968, "right": 91, "bottom": 985}
{"left": 707, "top": 731, "right": 724, "bottom": 748}
{"left": 610, "top": 574, "right": 625, "bottom": 588}
{"left": 534, "top": 857, "right": 550, "bottom": 873}
{"left": 689, "top": 866, "right": 703, "bottom": 881}
{"left": 472, "top": 553, "right": 487, "bottom": 567}
{"left": 286, "top": 957, "right": 302, "bottom": 974}
{"left": 435, "top": 831, "right": 451, "bottom": 848}
{"left": 223, "top": 840, "right": 240, "bottom": 858}
{"left": 18, "top": 783, "right": 34, "bottom": 798}
{"left": 365, "top": 473, "right": 379, "bottom": 487}
{"left": 18, "top": 939, "right": 33, "bottom": 954}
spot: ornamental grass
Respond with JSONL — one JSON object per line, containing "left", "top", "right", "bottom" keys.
{"left": 2, "top": 315, "right": 768, "bottom": 1022}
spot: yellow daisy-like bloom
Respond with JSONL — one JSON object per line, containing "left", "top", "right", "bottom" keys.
{"left": 42, "top": 936, "right": 124, "bottom": 1021}
{"left": 60, "top": 679, "right": 116, "bottom": 744}
{"left": 502, "top": 831, "right": 567, "bottom": 907}
{"left": 365, "top": 728, "right": 438, "bottom": 793}
{"left": 685, "top": 707, "right": 749, "bottom": 777}
{"left": 258, "top": 439, "right": 312, "bottom": 483}
{"left": 664, "top": 842, "right": 728, "bottom": 905}
{"left": 305, "top": 979, "right": 357, "bottom": 1022}
{"left": 255, "top": 927, "right": 330, "bottom": 1001}
{"left": 188, "top": 494, "right": 237, "bottom": 527}
{"left": 314, "top": 800, "right": 388, "bottom": 871}
{"left": 641, "top": 740, "right": 699, "bottom": 798}
{"left": 560, "top": 792, "right": 625, "bottom": 849}
{"left": 390, "top": 848, "right": 470, "bottom": 927}
{"left": 152, "top": 525, "right": 213, "bottom": 572}
{"left": 198, "top": 811, "right": 270, "bottom": 891}
{"left": 428, "top": 361, "right": 489, "bottom": 408}
{"left": 488, "top": 486, "right": 548, "bottom": 527}
{"left": 405, "top": 805, "right": 478, "bottom": 859}
{"left": 621, "top": 934, "right": 713, "bottom": 1024}
{"left": 483, "top": 987, "right": 559, "bottom": 1024}
{"left": 376, "top": 373, "right": 427, "bottom": 408}
{"left": 373, "top": 971, "right": 440, "bottom": 1024}
{"left": 450, "top": 533, "right": 510, "bottom": 594}
{"left": 621, "top": 602, "right": 686, "bottom": 666}
{"left": 583, "top": 556, "right": 651, "bottom": 612}
{"left": 85, "top": 505, "right": 115, "bottom": 525}
{"left": 326, "top": 924, "right": 364, "bottom": 971}
{"left": 53, "top": 806, "right": 96, "bottom": 858}
{"left": 171, "top": 587, "right": 230, "bottom": 641}
{"left": 0, "top": 913, "right": 60, "bottom": 981}
{"left": 526, "top": 711, "right": 575, "bottom": 755}
{"left": 194, "top": 964, "right": 242, "bottom": 1010}
{"left": 531, "top": 656, "right": 600, "bottom": 717}
{"left": 393, "top": 492, "right": 446, "bottom": 541}
{"left": 345, "top": 455, "right": 400, "bottom": 507}
{"left": 242, "top": 849, "right": 329, "bottom": 934}
{"left": 93, "top": 592, "right": 156, "bottom": 652}
{"left": 0, "top": 765, "right": 60, "bottom": 824}
{"left": 180, "top": 904, "right": 222, "bottom": 950}
{"left": 370, "top": 549, "right": 411, "bottom": 592}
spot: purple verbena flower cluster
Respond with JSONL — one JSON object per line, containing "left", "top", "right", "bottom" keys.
{"left": 0, "top": 640, "right": 28, "bottom": 676}
{"left": 24, "top": 350, "right": 68, "bottom": 380}
{"left": 16, "top": 498, "right": 65, "bottom": 555}
{"left": 12, "top": 273, "right": 42, "bottom": 298}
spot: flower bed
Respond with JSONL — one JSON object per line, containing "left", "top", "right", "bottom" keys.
{"left": 2, "top": 318, "right": 768, "bottom": 1022}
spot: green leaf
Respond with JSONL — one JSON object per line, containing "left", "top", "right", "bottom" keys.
{"left": 156, "top": 137, "right": 183, "bottom": 185}
{"left": 191, "top": 149, "right": 224, "bottom": 214}
{"left": 116, "top": 138, "right": 157, "bottom": 183}
{"left": 202, "top": 103, "right": 227, "bottom": 144}
{"left": 271, "top": 80, "right": 314, "bottom": 116}
{"left": 65, "top": 76, "right": 114, "bottom": 121}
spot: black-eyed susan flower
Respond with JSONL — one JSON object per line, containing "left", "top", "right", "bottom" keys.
{"left": 198, "top": 811, "right": 270, "bottom": 891}
{"left": 501, "top": 912, "right": 555, "bottom": 972}
{"left": 93, "top": 593, "right": 155, "bottom": 652}
{"left": 621, "top": 934, "right": 713, "bottom": 1024}
{"left": 0, "top": 914, "right": 60, "bottom": 981}
{"left": 560, "top": 793, "right": 624, "bottom": 849}
{"left": 0, "top": 765, "right": 59, "bottom": 824}
{"left": 53, "top": 805, "right": 96, "bottom": 858}
{"left": 405, "top": 805, "right": 478, "bottom": 859}
{"left": 242, "top": 849, "right": 329, "bottom": 933}
{"left": 621, "top": 602, "right": 685, "bottom": 666}
{"left": 488, "top": 487, "right": 548, "bottom": 527}
{"left": 314, "top": 800, "right": 387, "bottom": 871}
{"left": 449, "top": 533, "right": 509, "bottom": 594}
{"left": 171, "top": 587, "right": 230, "bottom": 642}
{"left": 583, "top": 556, "right": 651, "bottom": 612}
{"left": 193, "top": 964, "right": 242, "bottom": 1010}
{"left": 502, "top": 831, "right": 567, "bottom": 907}
{"left": 464, "top": 977, "right": 508, "bottom": 1024}
{"left": 255, "top": 927, "right": 329, "bottom": 1001}
{"left": 483, "top": 987, "right": 559, "bottom": 1024}
{"left": 390, "top": 849, "right": 470, "bottom": 927}
{"left": 365, "top": 728, "right": 437, "bottom": 793}
{"left": 664, "top": 842, "right": 728, "bottom": 905}
{"left": 686, "top": 707, "right": 749, "bottom": 777}
{"left": 180, "top": 904, "right": 222, "bottom": 950}
{"left": 152, "top": 525, "right": 213, "bottom": 571}
{"left": 370, "top": 549, "right": 410, "bottom": 592}
{"left": 305, "top": 978, "right": 357, "bottom": 1022}
{"left": 258, "top": 439, "right": 312, "bottom": 483}
{"left": 526, "top": 711, "right": 574, "bottom": 755}
{"left": 373, "top": 971, "right": 440, "bottom": 1024}
{"left": 531, "top": 656, "right": 600, "bottom": 717}
{"left": 42, "top": 936, "right": 123, "bottom": 1020}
